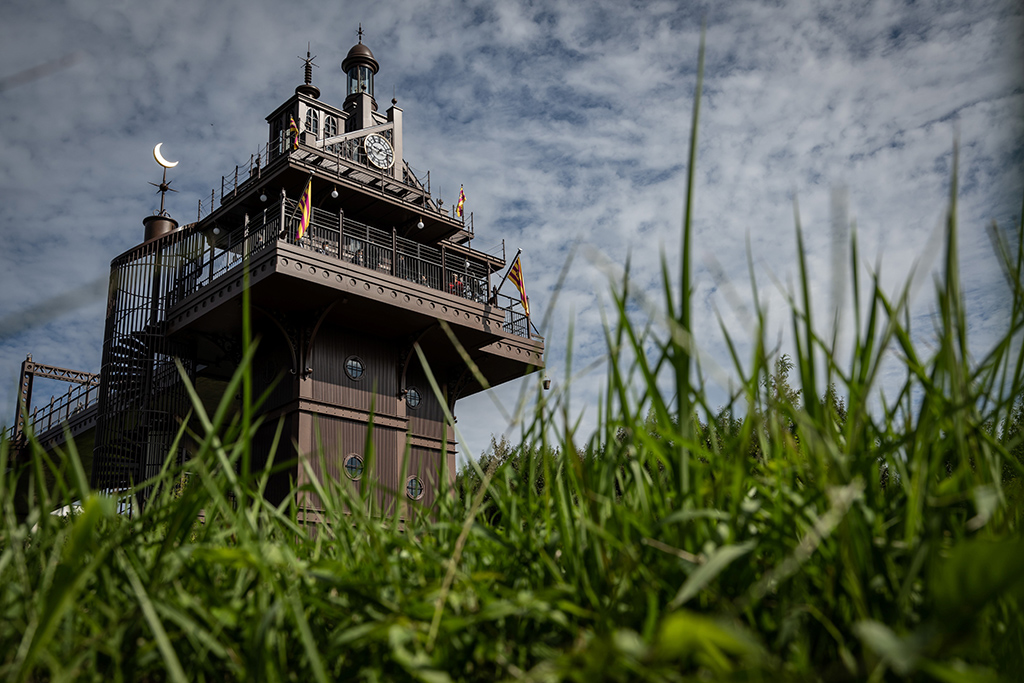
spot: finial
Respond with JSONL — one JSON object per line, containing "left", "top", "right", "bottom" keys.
{"left": 358, "top": 24, "right": 363, "bottom": 43}
{"left": 296, "top": 46, "right": 321, "bottom": 98}
{"left": 298, "top": 45, "right": 318, "bottom": 86}
{"left": 150, "top": 144, "right": 179, "bottom": 216}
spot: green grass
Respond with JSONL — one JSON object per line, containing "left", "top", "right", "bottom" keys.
{"left": 3, "top": 48, "right": 1024, "bottom": 680}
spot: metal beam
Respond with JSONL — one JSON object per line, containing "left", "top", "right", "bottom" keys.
{"left": 25, "top": 363, "right": 100, "bottom": 386}
{"left": 12, "top": 355, "right": 100, "bottom": 443}
{"left": 314, "top": 121, "right": 394, "bottom": 149}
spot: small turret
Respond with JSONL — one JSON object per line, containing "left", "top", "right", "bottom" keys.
{"left": 342, "top": 25, "right": 379, "bottom": 115}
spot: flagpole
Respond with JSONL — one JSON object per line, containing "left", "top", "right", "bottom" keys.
{"left": 282, "top": 172, "right": 316, "bottom": 238}
{"left": 494, "top": 248, "right": 522, "bottom": 293}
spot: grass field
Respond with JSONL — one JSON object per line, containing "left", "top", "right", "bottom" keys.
{"left": 3, "top": 46, "right": 1023, "bottom": 681}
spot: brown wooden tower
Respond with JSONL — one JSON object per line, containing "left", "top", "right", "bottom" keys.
{"left": 8, "top": 35, "right": 543, "bottom": 515}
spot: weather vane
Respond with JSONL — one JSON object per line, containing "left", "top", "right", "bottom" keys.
{"left": 150, "top": 143, "right": 179, "bottom": 216}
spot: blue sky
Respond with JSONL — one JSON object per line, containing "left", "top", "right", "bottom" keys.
{"left": 1, "top": 0, "right": 1021, "bottom": 462}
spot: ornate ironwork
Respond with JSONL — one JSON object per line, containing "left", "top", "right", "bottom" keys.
{"left": 91, "top": 227, "right": 198, "bottom": 510}
{"left": 198, "top": 136, "right": 441, "bottom": 223}
{"left": 168, "top": 199, "right": 532, "bottom": 338}
{"left": 10, "top": 355, "right": 101, "bottom": 444}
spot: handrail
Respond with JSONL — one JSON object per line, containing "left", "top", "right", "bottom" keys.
{"left": 5, "top": 380, "right": 100, "bottom": 443}
{"left": 197, "top": 140, "right": 445, "bottom": 222}
{"left": 169, "top": 200, "right": 536, "bottom": 340}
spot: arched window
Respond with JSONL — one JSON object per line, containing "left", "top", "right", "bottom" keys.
{"left": 324, "top": 115, "right": 339, "bottom": 153}
{"left": 271, "top": 119, "right": 283, "bottom": 156}
{"left": 305, "top": 108, "right": 320, "bottom": 136}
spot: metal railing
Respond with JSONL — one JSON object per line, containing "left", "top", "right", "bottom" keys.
{"left": 170, "top": 200, "right": 533, "bottom": 339}
{"left": 495, "top": 292, "right": 531, "bottom": 338}
{"left": 5, "top": 381, "right": 100, "bottom": 443}
{"left": 196, "top": 136, "right": 453, "bottom": 227}
{"left": 197, "top": 143, "right": 275, "bottom": 220}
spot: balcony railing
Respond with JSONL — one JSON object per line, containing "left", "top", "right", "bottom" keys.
{"left": 195, "top": 137, "right": 472, "bottom": 237}
{"left": 170, "top": 200, "right": 534, "bottom": 339}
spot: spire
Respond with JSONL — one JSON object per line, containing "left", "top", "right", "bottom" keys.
{"left": 296, "top": 43, "right": 320, "bottom": 99}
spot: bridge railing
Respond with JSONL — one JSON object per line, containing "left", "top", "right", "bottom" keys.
{"left": 4, "top": 381, "right": 100, "bottom": 443}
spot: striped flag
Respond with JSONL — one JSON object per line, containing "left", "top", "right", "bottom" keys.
{"left": 507, "top": 252, "right": 530, "bottom": 317}
{"left": 297, "top": 179, "right": 312, "bottom": 240}
{"left": 456, "top": 185, "right": 466, "bottom": 218}
{"left": 289, "top": 115, "right": 300, "bottom": 150}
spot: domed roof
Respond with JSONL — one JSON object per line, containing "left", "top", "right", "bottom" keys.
{"left": 342, "top": 40, "right": 379, "bottom": 74}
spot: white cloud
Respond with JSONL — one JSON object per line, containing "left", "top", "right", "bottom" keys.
{"left": 1, "top": 0, "right": 1021, "bottom": 463}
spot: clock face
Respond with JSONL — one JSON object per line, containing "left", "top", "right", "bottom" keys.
{"left": 364, "top": 134, "right": 394, "bottom": 170}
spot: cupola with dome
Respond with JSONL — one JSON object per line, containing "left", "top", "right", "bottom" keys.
{"left": 342, "top": 26, "right": 379, "bottom": 110}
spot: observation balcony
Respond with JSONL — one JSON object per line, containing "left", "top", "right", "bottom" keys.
{"left": 163, "top": 199, "right": 543, "bottom": 397}
{"left": 199, "top": 135, "right": 472, "bottom": 245}
{"left": 167, "top": 199, "right": 536, "bottom": 342}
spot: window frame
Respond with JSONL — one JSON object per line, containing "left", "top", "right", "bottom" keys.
{"left": 343, "top": 454, "right": 364, "bottom": 480}
{"left": 305, "top": 108, "right": 320, "bottom": 136}
{"left": 344, "top": 355, "right": 365, "bottom": 381}
{"left": 405, "top": 387, "right": 421, "bottom": 409}
{"left": 405, "top": 475, "right": 424, "bottom": 501}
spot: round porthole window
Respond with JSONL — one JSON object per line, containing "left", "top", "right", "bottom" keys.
{"left": 343, "top": 454, "right": 364, "bottom": 480}
{"left": 406, "top": 476, "right": 424, "bottom": 500}
{"left": 345, "top": 356, "right": 364, "bottom": 380}
{"left": 406, "top": 387, "right": 421, "bottom": 408}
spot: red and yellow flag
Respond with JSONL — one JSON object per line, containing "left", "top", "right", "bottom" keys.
{"left": 297, "top": 179, "right": 312, "bottom": 240}
{"left": 507, "top": 253, "right": 530, "bottom": 317}
{"left": 289, "top": 115, "right": 300, "bottom": 150}
{"left": 456, "top": 185, "right": 466, "bottom": 218}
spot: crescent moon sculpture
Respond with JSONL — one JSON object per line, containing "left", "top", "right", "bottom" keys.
{"left": 153, "top": 143, "right": 179, "bottom": 169}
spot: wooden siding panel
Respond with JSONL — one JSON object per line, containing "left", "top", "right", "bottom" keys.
{"left": 310, "top": 324, "right": 398, "bottom": 416}
{"left": 404, "top": 361, "right": 446, "bottom": 440}
{"left": 406, "top": 445, "right": 447, "bottom": 511}
{"left": 297, "top": 412, "right": 451, "bottom": 516}
{"left": 251, "top": 413, "right": 297, "bottom": 506}
{"left": 303, "top": 413, "right": 404, "bottom": 513}
{"left": 252, "top": 322, "right": 296, "bottom": 411}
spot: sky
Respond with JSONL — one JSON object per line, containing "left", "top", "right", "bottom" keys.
{"left": 1, "top": 0, "right": 1022, "bottom": 463}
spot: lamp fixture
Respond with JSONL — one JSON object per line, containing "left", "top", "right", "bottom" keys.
{"left": 331, "top": 186, "right": 339, "bottom": 199}
{"left": 259, "top": 189, "right": 267, "bottom": 202}
{"left": 417, "top": 217, "right": 424, "bottom": 230}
